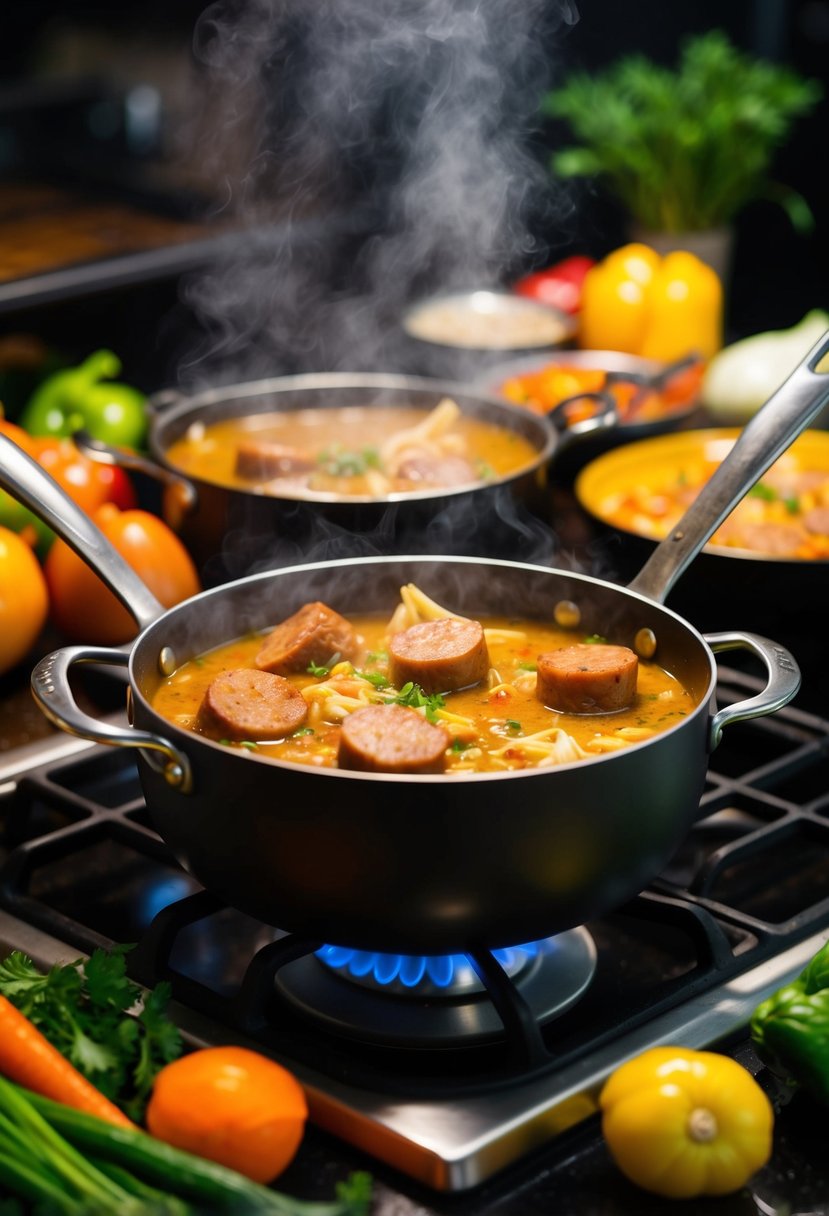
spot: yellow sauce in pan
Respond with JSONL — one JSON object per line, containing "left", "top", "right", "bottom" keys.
{"left": 151, "top": 614, "right": 695, "bottom": 774}
{"left": 163, "top": 405, "right": 540, "bottom": 498}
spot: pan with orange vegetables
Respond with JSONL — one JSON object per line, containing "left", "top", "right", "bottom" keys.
{"left": 480, "top": 349, "right": 705, "bottom": 450}
{"left": 3, "top": 334, "right": 828, "bottom": 955}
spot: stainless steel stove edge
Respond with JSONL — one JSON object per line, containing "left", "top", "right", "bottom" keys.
{"left": 1, "top": 907, "right": 825, "bottom": 1193}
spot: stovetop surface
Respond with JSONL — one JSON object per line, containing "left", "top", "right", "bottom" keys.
{"left": 0, "top": 667, "right": 828, "bottom": 1212}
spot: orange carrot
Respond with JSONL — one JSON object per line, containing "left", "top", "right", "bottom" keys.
{"left": 0, "top": 994, "right": 137, "bottom": 1129}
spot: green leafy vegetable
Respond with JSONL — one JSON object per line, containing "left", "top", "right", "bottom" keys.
{"left": 355, "top": 669, "right": 391, "bottom": 689}
{"left": 0, "top": 949, "right": 181, "bottom": 1124}
{"left": 748, "top": 482, "right": 777, "bottom": 502}
{"left": 505, "top": 720, "right": 523, "bottom": 735}
{"left": 386, "top": 681, "right": 446, "bottom": 722}
{"left": 450, "top": 738, "right": 471, "bottom": 753}
{"left": 0, "top": 1078, "right": 373, "bottom": 1215}
{"left": 544, "top": 30, "right": 821, "bottom": 232}
{"left": 751, "top": 939, "right": 829, "bottom": 1106}
{"left": 583, "top": 634, "right": 608, "bottom": 645}
{"left": 317, "top": 447, "right": 380, "bottom": 477}
{"left": 307, "top": 660, "right": 331, "bottom": 678}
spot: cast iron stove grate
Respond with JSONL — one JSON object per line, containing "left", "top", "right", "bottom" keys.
{"left": 1, "top": 668, "right": 828, "bottom": 1189}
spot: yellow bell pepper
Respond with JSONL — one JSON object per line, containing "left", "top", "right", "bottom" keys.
{"left": 579, "top": 243, "right": 723, "bottom": 361}
{"left": 599, "top": 1046, "right": 774, "bottom": 1199}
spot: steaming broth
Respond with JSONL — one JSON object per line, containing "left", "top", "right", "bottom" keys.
{"left": 152, "top": 611, "right": 695, "bottom": 774}
{"left": 163, "top": 401, "right": 540, "bottom": 498}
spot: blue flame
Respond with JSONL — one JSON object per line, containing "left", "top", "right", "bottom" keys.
{"left": 316, "top": 941, "right": 542, "bottom": 989}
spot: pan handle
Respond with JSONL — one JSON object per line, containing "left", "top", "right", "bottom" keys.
{"left": 0, "top": 433, "right": 165, "bottom": 633}
{"left": 31, "top": 645, "right": 193, "bottom": 792}
{"left": 72, "top": 430, "right": 199, "bottom": 514}
{"left": 628, "top": 330, "right": 829, "bottom": 604}
{"left": 704, "top": 632, "right": 801, "bottom": 751}
{"left": 547, "top": 390, "right": 620, "bottom": 452}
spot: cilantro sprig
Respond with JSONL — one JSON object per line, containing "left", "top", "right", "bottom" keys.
{"left": 317, "top": 446, "right": 380, "bottom": 477}
{"left": 0, "top": 947, "right": 182, "bottom": 1123}
{"left": 386, "top": 681, "right": 446, "bottom": 722}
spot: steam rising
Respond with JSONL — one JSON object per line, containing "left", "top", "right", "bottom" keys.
{"left": 179, "top": 0, "right": 579, "bottom": 382}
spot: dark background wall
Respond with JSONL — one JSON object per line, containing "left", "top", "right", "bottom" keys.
{"left": 0, "top": 0, "right": 826, "bottom": 374}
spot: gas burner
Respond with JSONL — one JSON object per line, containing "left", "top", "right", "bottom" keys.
{"left": 315, "top": 940, "right": 540, "bottom": 996}
{"left": 276, "top": 928, "right": 598, "bottom": 1047}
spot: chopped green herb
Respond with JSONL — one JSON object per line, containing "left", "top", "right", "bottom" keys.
{"left": 517, "top": 660, "right": 537, "bottom": 671}
{"left": 387, "top": 681, "right": 446, "bottom": 722}
{"left": 365, "top": 649, "right": 388, "bottom": 664}
{"left": 583, "top": 634, "right": 608, "bottom": 644}
{"left": 505, "top": 719, "right": 523, "bottom": 734}
{"left": 317, "top": 446, "right": 380, "bottom": 477}
{"left": 749, "top": 481, "right": 777, "bottom": 501}
{"left": 784, "top": 495, "right": 800, "bottom": 514}
{"left": 291, "top": 726, "right": 315, "bottom": 737}
{"left": 307, "top": 660, "right": 331, "bottom": 678}
{"left": 476, "top": 460, "right": 495, "bottom": 480}
{"left": 356, "top": 670, "right": 391, "bottom": 689}
{"left": 450, "top": 738, "right": 471, "bottom": 753}
{"left": 239, "top": 740, "right": 258, "bottom": 751}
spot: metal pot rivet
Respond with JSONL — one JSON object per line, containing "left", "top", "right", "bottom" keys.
{"left": 554, "top": 600, "right": 581, "bottom": 629}
{"left": 158, "top": 647, "right": 177, "bottom": 676}
{"left": 635, "top": 627, "right": 657, "bottom": 659}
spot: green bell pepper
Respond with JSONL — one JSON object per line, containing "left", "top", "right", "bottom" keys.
{"left": 0, "top": 490, "right": 53, "bottom": 557}
{"left": 751, "top": 940, "right": 829, "bottom": 1105}
{"left": 20, "top": 350, "right": 147, "bottom": 448}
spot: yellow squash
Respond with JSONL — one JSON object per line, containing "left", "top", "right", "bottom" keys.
{"left": 599, "top": 1046, "right": 774, "bottom": 1199}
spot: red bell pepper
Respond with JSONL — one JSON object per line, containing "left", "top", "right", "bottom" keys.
{"left": 511, "top": 255, "right": 596, "bottom": 315}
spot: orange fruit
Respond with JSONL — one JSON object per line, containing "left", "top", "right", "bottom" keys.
{"left": 0, "top": 525, "right": 49, "bottom": 676}
{"left": 145, "top": 1046, "right": 308, "bottom": 1184}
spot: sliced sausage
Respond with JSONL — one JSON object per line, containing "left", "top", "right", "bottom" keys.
{"left": 395, "top": 454, "right": 478, "bottom": 488}
{"left": 198, "top": 669, "right": 308, "bottom": 741}
{"left": 338, "top": 704, "right": 449, "bottom": 773}
{"left": 235, "top": 440, "right": 315, "bottom": 482}
{"left": 536, "top": 644, "right": 638, "bottom": 714}
{"left": 802, "top": 506, "right": 829, "bottom": 536}
{"left": 256, "top": 601, "right": 358, "bottom": 674}
{"left": 732, "top": 522, "right": 804, "bottom": 556}
{"left": 389, "top": 617, "right": 489, "bottom": 694}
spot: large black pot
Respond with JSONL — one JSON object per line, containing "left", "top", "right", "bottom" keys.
{"left": 84, "top": 373, "right": 619, "bottom": 585}
{"left": 5, "top": 334, "right": 828, "bottom": 952}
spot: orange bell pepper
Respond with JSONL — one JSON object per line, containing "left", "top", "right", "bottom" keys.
{"left": 579, "top": 243, "right": 723, "bottom": 361}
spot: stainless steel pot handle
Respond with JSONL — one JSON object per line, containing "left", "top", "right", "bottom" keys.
{"left": 704, "top": 631, "right": 801, "bottom": 751}
{"left": 0, "top": 433, "right": 164, "bottom": 633}
{"left": 72, "top": 430, "right": 199, "bottom": 513}
{"left": 31, "top": 646, "right": 193, "bottom": 792}
{"left": 547, "top": 390, "right": 620, "bottom": 450}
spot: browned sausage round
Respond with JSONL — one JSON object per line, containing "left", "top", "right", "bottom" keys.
{"left": 338, "top": 704, "right": 449, "bottom": 774}
{"left": 802, "top": 506, "right": 829, "bottom": 536}
{"left": 733, "top": 522, "right": 804, "bottom": 556}
{"left": 389, "top": 617, "right": 489, "bottom": 694}
{"left": 256, "top": 601, "right": 358, "bottom": 674}
{"left": 536, "top": 644, "right": 638, "bottom": 714}
{"left": 198, "top": 669, "right": 308, "bottom": 741}
{"left": 395, "top": 454, "right": 477, "bottom": 487}
{"left": 235, "top": 441, "right": 315, "bottom": 482}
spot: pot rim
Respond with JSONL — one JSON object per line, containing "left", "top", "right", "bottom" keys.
{"left": 128, "top": 552, "right": 719, "bottom": 785}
